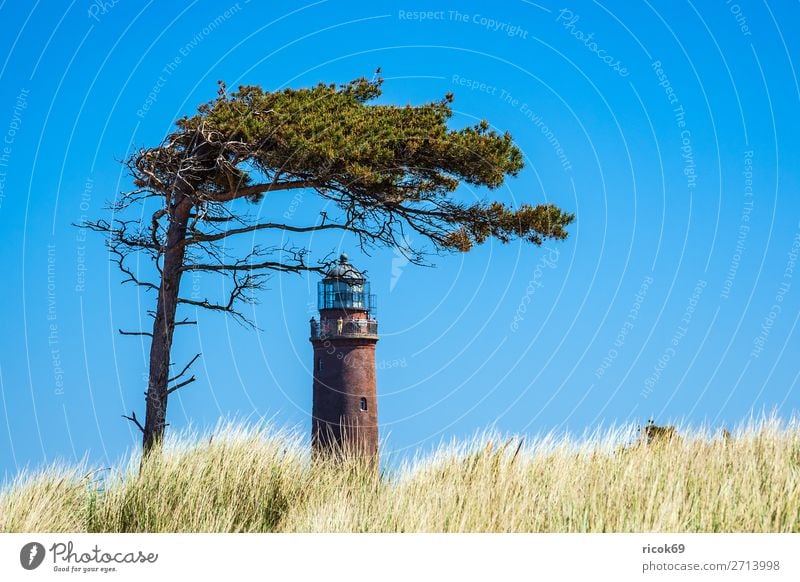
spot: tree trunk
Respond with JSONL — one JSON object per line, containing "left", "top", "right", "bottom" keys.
{"left": 142, "top": 200, "right": 192, "bottom": 456}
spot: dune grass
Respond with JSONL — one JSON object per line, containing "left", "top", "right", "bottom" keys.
{"left": 1, "top": 417, "right": 799, "bottom": 533}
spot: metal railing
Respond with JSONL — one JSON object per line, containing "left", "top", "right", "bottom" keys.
{"left": 317, "top": 287, "right": 377, "bottom": 313}
{"left": 310, "top": 318, "right": 378, "bottom": 339}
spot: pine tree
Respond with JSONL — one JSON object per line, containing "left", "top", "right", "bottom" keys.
{"left": 85, "top": 71, "right": 575, "bottom": 456}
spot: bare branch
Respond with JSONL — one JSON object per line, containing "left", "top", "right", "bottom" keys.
{"left": 168, "top": 353, "right": 201, "bottom": 383}
{"left": 81, "top": 219, "right": 161, "bottom": 252}
{"left": 179, "top": 219, "right": 356, "bottom": 248}
{"left": 150, "top": 208, "right": 167, "bottom": 249}
{"left": 122, "top": 411, "right": 145, "bottom": 434}
{"left": 177, "top": 269, "right": 265, "bottom": 327}
{"left": 119, "top": 329, "right": 154, "bottom": 338}
{"left": 181, "top": 260, "right": 325, "bottom": 274}
{"left": 188, "top": 213, "right": 237, "bottom": 223}
{"left": 178, "top": 296, "right": 239, "bottom": 312}
{"left": 167, "top": 376, "right": 196, "bottom": 395}
{"left": 111, "top": 247, "right": 160, "bottom": 292}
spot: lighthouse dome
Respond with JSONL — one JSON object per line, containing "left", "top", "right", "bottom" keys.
{"left": 324, "top": 253, "right": 365, "bottom": 282}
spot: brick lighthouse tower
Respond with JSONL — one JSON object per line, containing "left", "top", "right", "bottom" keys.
{"left": 310, "top": 254, "right": 379, "bottom": 460}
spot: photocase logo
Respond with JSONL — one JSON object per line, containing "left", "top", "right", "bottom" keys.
{"left": 20, "top": 542, "right": 46, "bottom": 570}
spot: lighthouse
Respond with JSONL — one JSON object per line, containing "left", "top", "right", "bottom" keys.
{"left": 310, "top": 254, "right": 379, "bottom": 460}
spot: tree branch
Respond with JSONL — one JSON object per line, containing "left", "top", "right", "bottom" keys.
{"left": 167, "top": 376, "right": 196, "bottom": 395}
{"left": 111, "top": 246, "right": 160, "bottom": 291}
{"left": 179, "top": 219, "right": 355, "bottom": 248}
{"left": 168, "top": 353, "right": 201, "bottom": 383}
{"left": 181, "top": 259, "right": 326, "bottom": 274}
{"left": 177, "top": 269, "right": 266, "bottom": 326}
{"left": 119, "top": 329, "right": 154, "bottom": 337}
{"left": 122, "top": 411, "right": 145, "bottom": 434}
{"left": 212, "top": 179, "right": 322, "bottom": 203}
{"left": 150, "top": 208, "right": 167, "bottom": 249}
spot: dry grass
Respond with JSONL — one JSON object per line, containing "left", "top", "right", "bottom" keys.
{"left": 2, "top": 417, "right": 799, "bottom": 533}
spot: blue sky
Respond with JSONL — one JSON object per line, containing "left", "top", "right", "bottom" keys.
{"left": 0, "top": 0, "right": 798, "bottom": 476}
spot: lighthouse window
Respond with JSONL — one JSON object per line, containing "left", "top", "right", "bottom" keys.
{"left": 317, "top": 358, "right": 323, "bottom": 372}
{"left": 360, "top": 397, "right": 368, "bottom": 412}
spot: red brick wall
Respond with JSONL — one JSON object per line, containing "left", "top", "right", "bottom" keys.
{"left": 311, "top": 336, "right": 378, "bottom": 460}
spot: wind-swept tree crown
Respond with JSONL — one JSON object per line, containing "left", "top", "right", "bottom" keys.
{"left": 132, "top": 72, "right": 574, "bottom": 255}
